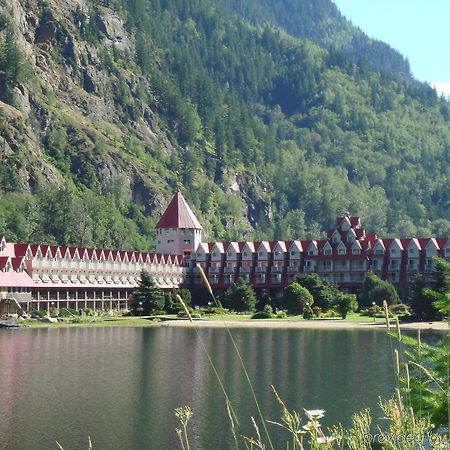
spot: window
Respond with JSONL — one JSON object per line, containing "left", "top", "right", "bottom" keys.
{"left": 183, "top": 240, "right": 191, "bottom": 244}
{"left": 167, "top": 239, "right": 174, "bottom": 244}
{"left": 391, "top": 248, "right": 397, "bottom": 254}
{"left": 338, "top": 248, "right": 346, "bottom": 255}
{"left": 324, "top": 248, "right": 332, "bottom": 255}
{"left": 308, "top": 250, "right": 315, "bottom": 255}
{"left": 352, "top": 248, "right": 361, "bottom": 254}
{"left": 332, "top": 236, "right": 339, "bottom": 243}
{"left": 409, "top": 248, "right": 415, "bottom": 254}
{"left": 290, "top": 250, "right": 296, "bottom": 256}
{"left": 243, "top": 252, "right": 248, "bottom": 257}
{"left": 375, "top": 248, "right": 384, "bottom": 254}
{"left": 212, "top": 252, "right": 218, "bottom": 257}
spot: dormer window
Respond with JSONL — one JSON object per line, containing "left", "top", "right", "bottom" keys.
{"left": 375, "top": 248, "right": 384, "bottom": 255}
{"left": 212, "top": 252, "right": 218, "bottom": 257}
{"left": 347, "top": 235, "right": 355, "bottom": 243}
{"left": 243, "top": 252, "right": 248, "bottom": 257}
{"left": 338, "top": 248, "right": 346, "bottom": 255}
{"left": 409, "top": 248, "right": 415, "bottom": 255}
{"left": 352, "top": 248, "right": 361, "bottom": 255}
{"left": 324, "top": 248, "right": 332, "bottom": 255}
{"left": 290, "top": 250, "right": 296, "bottom": 256}
{"left": 308, "top": 250, "right": 314, "bottom": 255}
{"left": 391, "top": 248, "right": 397, "bottom": 255}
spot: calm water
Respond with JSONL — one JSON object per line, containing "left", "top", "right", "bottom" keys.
{"left": 0, "top": 326, "right": 399, "bottom": 449}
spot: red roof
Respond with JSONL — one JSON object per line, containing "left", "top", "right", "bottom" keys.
{"left": 155, "top": 191, "right": 203, "bottom": 230}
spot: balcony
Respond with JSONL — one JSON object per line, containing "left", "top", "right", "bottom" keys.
{"left": 424, "top": 263, "right": 435, "bottom": 271}
{"left": 255, "top": 274, "right": 266, "bottom": 283}
{"left": 305, "top": 265, "right": 316, "bottom": 272}
{"left": 407, "top": 264, "right": 419, "bottom": 271}
{"left": 240, "top": 266, "right": 251, "bottom": 273}
{"left": 317, "top": 266, "right": 333, "bottom": 273}
{"left": 271, "top": 274, "right": 282, "bottom": 283}
{"left": 388, "top": 264, "right": 400, "bottom": 271}
{"left": 224, "top": 266, "right": 236, "bottom": 273}
{"left": 271, "top": 265, "right": 283, "bottom": 273}
{"left": 209, "top": 266, "right": 221, "bottom": 273}
{"left": 287, "top": 266, "right": 298, "bottom": 272}
{"left": 255, "top": 266, "right": 267, "bottom": 272}
{"left": 351, "top": 264, "right": 366, "bottom": 272}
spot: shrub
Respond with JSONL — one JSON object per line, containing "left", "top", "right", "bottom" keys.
{"left": 388, "top": 303, "right": 411, "bottom": 316}
{"left": 302, "top": 305, "right": 313, "bottom": 320}
{"left": 276, "top": 310, "right": 287, "bottom": 319}
{"left": 312, "top": 306, "right": 322, "bottom": 317}
{"left": 58, "top": 307, "right": 79, "bottom": 317}
{"left": 251, "top": 311, "right": 272, "bottom": 319}
{"left": 321, "top": 309, "right": 339, "bottom": 318}
{"left": 368, "top": 305, "right": 383, "bottom": 317}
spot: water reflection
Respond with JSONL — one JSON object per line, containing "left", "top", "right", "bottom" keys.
{"left": 0, "top": 326, "right": 404, "bottom": 449}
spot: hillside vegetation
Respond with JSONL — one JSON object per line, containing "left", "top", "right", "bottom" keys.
{"left": 0, "top": 0, "right": 449, "bottom": 250}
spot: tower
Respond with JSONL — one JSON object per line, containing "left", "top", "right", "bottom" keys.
{"left": 155, "top": 191, "right": 203, "bottom": 262}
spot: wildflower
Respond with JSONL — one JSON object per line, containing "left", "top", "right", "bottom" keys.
{"left": 316, "top": 435, "right": 336, "bottom": 444}
{"left": 302, "top": 421, "right": 317, "bottom": 431}
{"left": 304, "top": 409, "right": 325, "bottom": 419}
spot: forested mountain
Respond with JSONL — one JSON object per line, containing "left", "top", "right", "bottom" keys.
{"left": 215, "top": 0, "right": 412, "bottom": 79}
{"left": 0, "top": 0, "right": 449, "bottom": 251}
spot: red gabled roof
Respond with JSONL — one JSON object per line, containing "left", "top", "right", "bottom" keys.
{"left": 155, "top": 191, "right": 203, "bottom": 230}
{"left": 0, "top": 256, "right": 9, "bottom": 270}
{"left": 14, "top": 244, "right": 29, "bottom": 258}
{"left": 11, "top": 257, "right": 25, "bottom": 271}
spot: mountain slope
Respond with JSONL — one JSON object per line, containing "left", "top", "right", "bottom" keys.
{"left": 0, "top": 0, "right": 449, "bottom": 251}
{"left": 215, "top": 0, "right": 411, "bottom": 79}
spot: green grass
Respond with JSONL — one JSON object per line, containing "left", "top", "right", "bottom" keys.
{"left": 20, "top": 316, "right": 160, "bottom": 328}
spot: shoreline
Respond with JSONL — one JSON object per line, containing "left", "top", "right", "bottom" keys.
{"left": 158, "top": 319, "right": 448, "bottom": 331}
{"left": 7, "top": 317, "right": 448, "bottom": 331}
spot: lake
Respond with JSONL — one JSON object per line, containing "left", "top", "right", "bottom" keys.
{"left": 0, "top": 326, "right": 400, "bottom": 449}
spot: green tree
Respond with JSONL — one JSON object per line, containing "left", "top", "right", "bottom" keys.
{"left": 295, "top": 273, "right": 338, "bottom": 310}
{"left": 359, "top": 271, "right": 399, "bottom": 307}
{"left": 222, "top": 278, "right": 256, "bottom": 312}
{"left": 408, "top": 274, "right": 439, "bottom": 321}
{"left": 431, "top": 257, "right": 450, "bottom": 293}
{"left": 333, "top": 293, "right": 358, "bottom": 319}
{"left": 131, "top": 270, "right": 164, "bottom": 315}
{"left": 282, "top": 282, "right": 313, "bottom": 315}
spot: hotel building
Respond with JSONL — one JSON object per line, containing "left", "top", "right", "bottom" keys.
{"left": 1, "top": 191, "right": 449, "bottom": 312}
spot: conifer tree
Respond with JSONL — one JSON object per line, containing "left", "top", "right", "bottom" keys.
{"left": 131, "top": 270, "right": 164, "bottom": 315}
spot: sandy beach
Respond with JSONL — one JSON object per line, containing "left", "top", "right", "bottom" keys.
{"left": 159, "top": 318, "right": 448, "bottom": 331}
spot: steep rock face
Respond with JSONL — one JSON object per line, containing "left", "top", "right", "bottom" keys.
{"left": 0, "top": 0, "right": 176, "bottom": 213}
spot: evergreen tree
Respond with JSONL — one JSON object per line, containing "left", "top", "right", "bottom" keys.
{"left": 295, "top": 273, "right": 337, "bottom": 310}
{"left": 282, "top": 282, "right": 313, "bottom": 315}
{"left": 131, "top": 270, "right": 164, "bottom": 314}
{"left": 358, "top": 272, "right": 399, "bottom": 307}
{"left": 222, "top": 278, "right": 256, "bottom": 312}
{"left": 408, "top": 274, "right": 439, "bottom": 321}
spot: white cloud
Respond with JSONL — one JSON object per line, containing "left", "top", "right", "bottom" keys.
{"left": 433, "top": 82, "right": 450, "bottom": 98}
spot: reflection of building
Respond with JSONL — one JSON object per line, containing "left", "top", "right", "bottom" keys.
{"left": 1, "top": 191, "right": 450, "bottom": 310}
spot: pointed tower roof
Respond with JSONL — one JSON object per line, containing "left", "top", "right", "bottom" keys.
{"left": 155, "top": 191, "right": 203, "bottom": 230}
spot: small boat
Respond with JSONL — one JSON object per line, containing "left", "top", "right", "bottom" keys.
{"left": 0, "top": 319, "right": 20, "bottom": 328}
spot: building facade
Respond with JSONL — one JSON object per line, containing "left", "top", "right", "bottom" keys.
{"left": 1, "top": 192, "right": 449, "bottom": 312}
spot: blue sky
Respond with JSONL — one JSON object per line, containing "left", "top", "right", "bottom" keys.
{"left": 332, "top": 0, "right": 450, "bottom": 96}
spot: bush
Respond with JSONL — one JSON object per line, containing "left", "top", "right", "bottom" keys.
{"left": 388, "top": 303, "right": 411, "bottom": 316}
{"left": 312, "top": 306, "right": 322, "bottom": 317}
{"left": 201, "top": 306, "right": 228, "bottom": 315}
{"left": 251, "top": 311, "right": 273, "bottom": 319}
{"left": 276, "top": 310, "right": 287, "bottom": 319}
{"left": 59, "top": 307, "right": 79, "bottom": 317}
{"left": 302, "top": 305, "right": 313, "bottom": 320}
{"left": 368, "top": 305, "right": 383, "bottom": 317}
{"left": 321, "top": 309, "right": 339, "bottom": 318}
